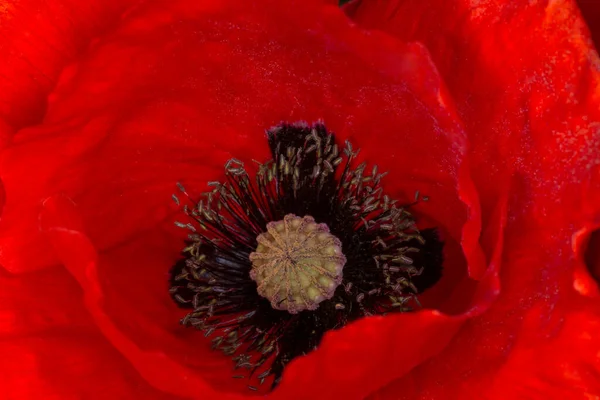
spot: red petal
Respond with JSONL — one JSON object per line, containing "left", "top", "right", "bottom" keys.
{"left": 369, "top": 299, "right": 600, "bottom": 400}
{"left": 346, "top": 0, "right": 599, "bottom": 225}
{"left": 369, "top": 184, "right": 600, "bottom": 399}
{"left": 0, "top": 266, "right": 175, "bottom": 399}
{"left": 0, "top": 0, "right": 142, "bottom": 131}
{"left": 347, "top": 0, "right": 600, "bottom": 397}
{"left": 0, "top": 0, "right": 503, "bottom": 397}
{"left": 487, "top": 301, "right": 600, "bottom": 399}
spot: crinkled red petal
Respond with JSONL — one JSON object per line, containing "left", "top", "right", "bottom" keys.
{"left": 0, "top": 265, "right": 175, "bottom": 399}
{"left": 346, "top": 0, "right": 599, "bottom": 227}
{"left": 346, "top": 0, "right": 600, "bottom": 398}
{"left": 0, "top": 0, "right": 142, "bottom": 132}
{"left": 369, "top": 297, "right": 600, "bottom": 400}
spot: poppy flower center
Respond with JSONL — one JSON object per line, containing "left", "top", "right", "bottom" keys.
{"left": 249, "top": 214, "right": 346, "bottom": 314}
{"left": 169, "top": 122, "right": 445, "bottom": 391}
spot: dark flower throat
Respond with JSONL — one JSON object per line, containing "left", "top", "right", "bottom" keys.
{"left": 169, "top": 122, "right": 444, "bottom": 391}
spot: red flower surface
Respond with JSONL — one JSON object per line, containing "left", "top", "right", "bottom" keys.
{"left": 0, "top": 0, "right": 598, "bottom": 399}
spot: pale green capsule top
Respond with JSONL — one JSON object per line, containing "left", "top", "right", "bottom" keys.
{"left": 249, "top": 214, "right": 346, "bottom": 314}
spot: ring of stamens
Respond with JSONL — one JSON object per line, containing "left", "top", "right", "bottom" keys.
{"left": 249, "top": 214, "right": 346, "bottom": 314}
{"left": 169, "top": 122, "right": 445, "bottom": 390}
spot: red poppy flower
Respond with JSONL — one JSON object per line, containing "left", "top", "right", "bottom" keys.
{"left": 0, "top": 0, "right": 598, "bottom": 399}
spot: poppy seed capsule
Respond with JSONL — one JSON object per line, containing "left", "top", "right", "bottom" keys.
{"left": 249, "top": 214, "right": 346, "bottom": 314}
